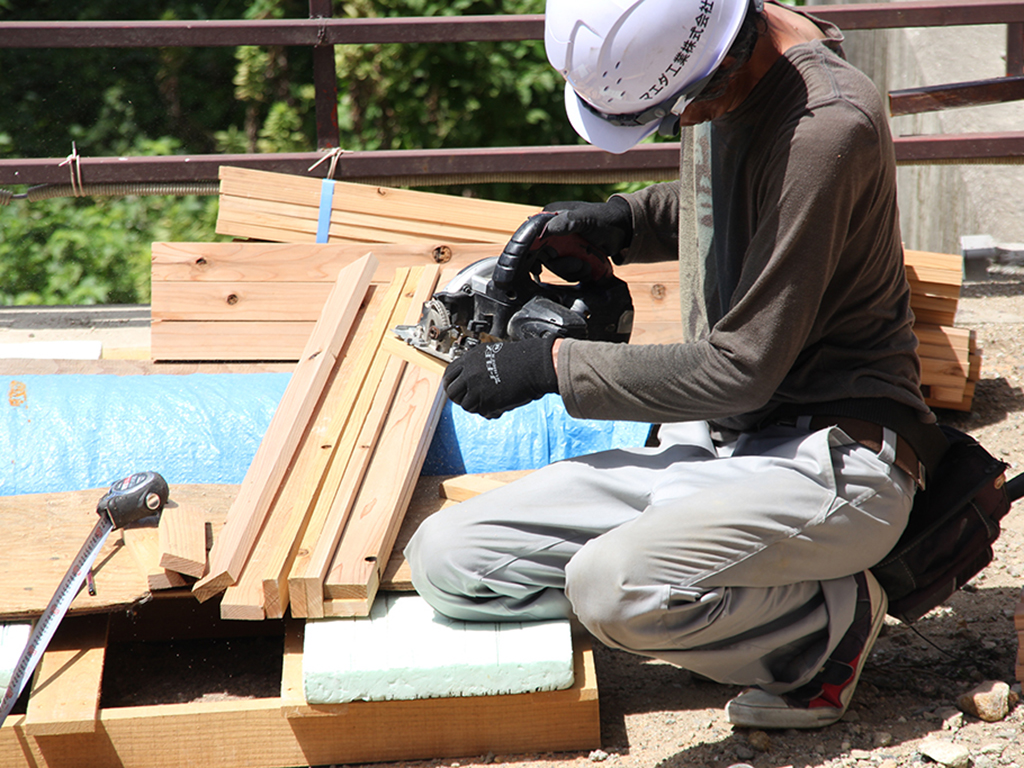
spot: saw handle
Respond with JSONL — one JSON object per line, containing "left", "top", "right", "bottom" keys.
{"left": 97, "top": 470, "right": 170, "bottom": 529}
{"left": 490, "top": 211, "right": 557, "bottom": 294}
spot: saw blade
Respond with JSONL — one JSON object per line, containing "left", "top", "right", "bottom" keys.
{"left": 393, "top": 297, "right": 463, "bottom": 363}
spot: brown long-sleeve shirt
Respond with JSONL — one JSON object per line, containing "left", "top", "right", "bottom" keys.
{"left": 556, "top": 26, "right": 928, "bottom": 432}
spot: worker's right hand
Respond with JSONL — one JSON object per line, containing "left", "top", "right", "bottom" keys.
{"left": 532, "top": 197, "right": 633, "bottom": 282}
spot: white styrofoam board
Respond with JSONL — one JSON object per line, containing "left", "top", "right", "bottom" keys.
{"left": 303, "top": 593, "right": 574, "bottom": 704}
{"left": 0, "top": 622, "right": 31, "bottom": 691}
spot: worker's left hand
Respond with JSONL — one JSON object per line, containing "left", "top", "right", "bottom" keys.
{"left": 443, "top": 336, "right": 558, "bottom": 420}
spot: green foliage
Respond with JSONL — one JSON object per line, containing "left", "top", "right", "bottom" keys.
{"left": 1, "top": 0, "right": 658, "bottom": 305}
{"left": 0, "top": 193, "right": 218, "bottom": 306}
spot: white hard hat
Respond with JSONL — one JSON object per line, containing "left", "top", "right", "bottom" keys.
{"left": 545, "top": 0, "right": 757, "bottom": 154}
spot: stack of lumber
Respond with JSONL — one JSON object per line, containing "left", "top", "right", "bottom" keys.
{"left": 183, "top": 254, "right": 448, "bottom": 620}
{"left": 904, "top": 249, "right": 981, "bottom": 411}
{"left": 215, "top": 166, "right": 538, "bottom": 245}
{"left": 156, "top": 165, "right": 983, "bottom": 410}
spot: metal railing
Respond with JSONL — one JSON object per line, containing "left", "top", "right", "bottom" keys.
{"left": 2, "top": 0, "right": 1024, "bottom": 194}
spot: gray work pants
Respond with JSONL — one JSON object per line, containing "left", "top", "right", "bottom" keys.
{"left": 405, "top": 421, "right": 915, "bottom": 693}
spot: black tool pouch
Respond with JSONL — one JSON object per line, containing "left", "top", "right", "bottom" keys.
{"left": 870, "top": 425, "right": 1011, "bottom": 624}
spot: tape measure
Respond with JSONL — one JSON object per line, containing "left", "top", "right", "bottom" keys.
{"left": 0, "top": 471, "right": 169, "bottom": 727}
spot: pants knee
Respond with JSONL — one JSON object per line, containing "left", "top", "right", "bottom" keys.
{"left": 565, "top": 538, "right": 644, "bottom": 644}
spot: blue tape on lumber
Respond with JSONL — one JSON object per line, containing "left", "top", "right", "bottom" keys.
{"left": 316, "top": 178, "right": 335, "bottom": 243}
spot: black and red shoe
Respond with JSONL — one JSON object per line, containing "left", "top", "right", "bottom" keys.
{"left": 725, "top": 571, "right": 887, "bottom": 729}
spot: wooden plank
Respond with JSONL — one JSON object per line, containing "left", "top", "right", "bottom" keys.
{"left": 0, "top": 639, "right": 599, "bottom": 768}
{"left": 307, "top": 272, "right": 444, "bottom": 618}
{"left": 0, "top": 485, "right": 237, "bottom": 621}
{"left": 218, "top": 166, "right": 538, "bottom": 236}
{"left": 289, "top": 268, "right": 440, "bottom": 618}
{"left": 152, "top": 282, "right": 335, "bottom": 322}
{"left": 151, "top": 241, "right": 497, "bottom": 283}
{"left": 158, "top": 502, "right": 208, "bottom": 579}
{"left": 23, "top": 613, "right": 109, "bottom": 736}
{"left": 191, "top": 254, "right": 378, "bottom": 603}
{"left": 903, "top": 249, "right": 964, "bottom": 278}
{"left": 285, "top": 270, "right": 426, "bottom": 619}
{"left": 219, "top": 193, "right": 525, "bottom": 244}
{"left": 217, "top": 199, "right": 453, "bottom": 245}
{"left": 321, "top": 363, "right": 447, "bottom": 609}
{"left": 150, "top": 319, "right": 316, "bottom": 362}
{"left": 121, "top": 525, "right": 188, "bottom": 591}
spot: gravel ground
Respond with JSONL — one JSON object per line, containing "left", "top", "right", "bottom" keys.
{"left": 351, "top": 267, "right": 1024, "bottom": 768}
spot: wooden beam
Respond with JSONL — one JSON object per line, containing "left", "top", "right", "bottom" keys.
{"left": 158, "top": 502, "right": 208, "bottom": 579}
{"left": 23, "top": 613, "right": 109, "bottom": 736}
{"left": 192, "top": 254, "right": 377, "bottom": 602}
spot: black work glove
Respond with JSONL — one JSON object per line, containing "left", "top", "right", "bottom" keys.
{"left": 443, "top": 336, "right": 558, "bottom": 420}
{"left": 535, "top": 197, "right": 633, "bottom": 282}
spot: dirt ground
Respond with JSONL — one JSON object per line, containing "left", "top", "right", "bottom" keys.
{"left": 343, "top": 267, "right": 1024, "bottom": 768}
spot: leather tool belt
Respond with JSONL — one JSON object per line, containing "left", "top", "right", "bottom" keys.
{"left": 807, "top": 415, "right": 922, "bottom": 487}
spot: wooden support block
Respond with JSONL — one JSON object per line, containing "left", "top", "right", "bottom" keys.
{"left": 280, "top": 619, "right": 306, "bottom": 708}
{"left": 158, "top": 502, "right": 208, "bottom": 579}
{"left": 438, "top": 470, "right": 534, "bottom": 503}
{"left": 23, "top": 613, "right": 109, "bottom": 736}
{"left": 192, "top": 254, "right": 378, "bottom": 603}
{"left": 122, "top": 525, "right": 189, "bottom": 591}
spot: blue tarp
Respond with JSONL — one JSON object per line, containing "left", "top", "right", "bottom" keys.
{"left": 1, "top": 375, "right": 651, "bottom": 495}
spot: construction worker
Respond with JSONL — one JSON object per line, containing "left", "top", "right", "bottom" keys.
{"left": 406, "top": 0, "right": 940, "bottom": 729}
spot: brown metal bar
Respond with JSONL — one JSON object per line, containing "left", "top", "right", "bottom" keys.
{"left": 309, "top": 0, "right": 340, "bottom": 150}
{"left": 807, "top": 0, "right": 1024, "bottom": 29}
{"left": 1009, "top": 22, "right": 1024, "bottom": 75}
{"left": 889, "top": 75, "right": 1024, "bottom": 115}
{"left": 0, "top": 145, "right": 683, "bottom": 187}
{"left": 5, "top": 133, "right": 1024, "bottom": 190}
{"left": 4, "top": 3, "right": 1024, "bottom": 50}
{"left": 894, "top": 131, "right": 1024, "bottom": 162}
{"left": 0, "top": 16, "right": 546, "bottom": 48}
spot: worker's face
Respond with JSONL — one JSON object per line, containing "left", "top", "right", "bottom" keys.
{"left": 676, "top": 57, "right": 751, "bottom": 126}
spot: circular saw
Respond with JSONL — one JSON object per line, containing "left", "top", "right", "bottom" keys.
{"left": 393, "top": 212, "right": 635, "bottom": 364}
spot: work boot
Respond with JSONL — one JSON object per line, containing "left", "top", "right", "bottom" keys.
{"left": 725, "top": 570, "right": 887, "bottom": 729}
